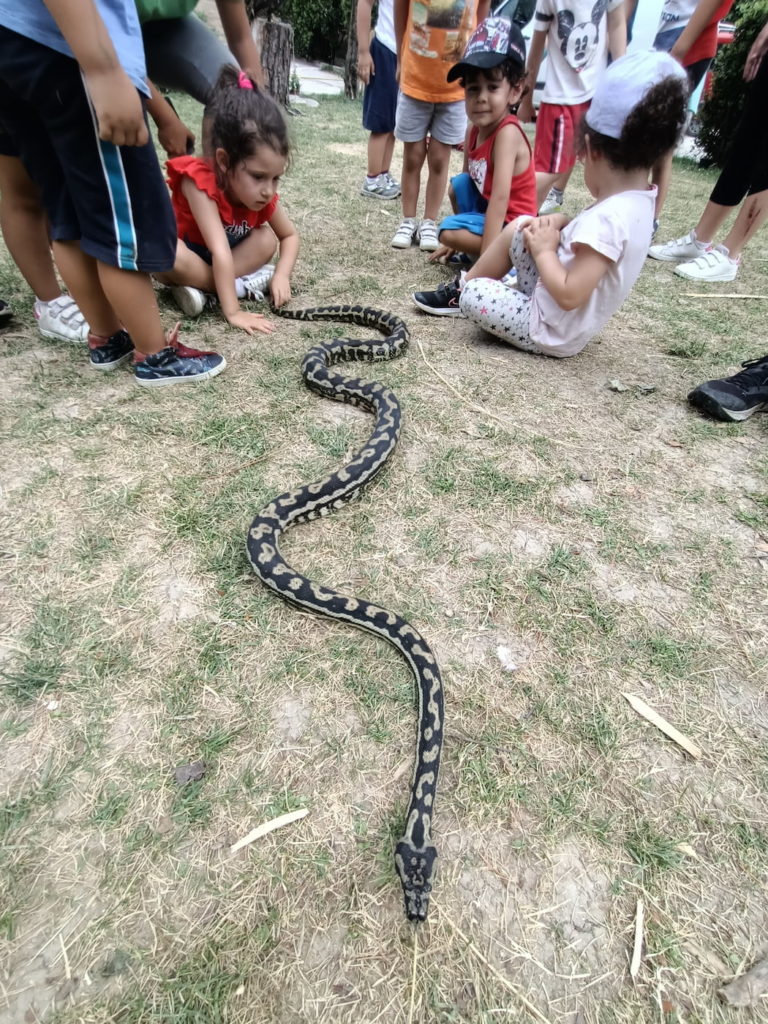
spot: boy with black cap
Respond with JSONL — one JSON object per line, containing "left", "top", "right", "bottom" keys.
{"left": 412, "top": 16, "right": 537, "bottom": 313}
{"left": 429, "top": 16, "right": 536, "bottom": 268}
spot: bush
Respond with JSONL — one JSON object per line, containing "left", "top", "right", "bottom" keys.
{"left": 696, "top": 0, "right": 768, "bottom": 168}
{"left": 280, "top": 0, "right": 353, "bottom": 64}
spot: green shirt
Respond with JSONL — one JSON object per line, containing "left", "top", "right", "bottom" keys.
{"left": 135, "top": 0, "right": 198, "bottom": 22}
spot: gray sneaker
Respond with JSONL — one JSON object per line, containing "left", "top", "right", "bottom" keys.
{"left": 361, "top": 173, "right": 401, "bottom": 200}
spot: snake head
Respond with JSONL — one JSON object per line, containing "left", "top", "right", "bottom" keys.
{"left": 395, "top": 840, "right": 438, "bottom": 922}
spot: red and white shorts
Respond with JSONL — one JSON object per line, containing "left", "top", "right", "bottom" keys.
{"left": 533, "top": 101, "right": 591, "bottom": 175}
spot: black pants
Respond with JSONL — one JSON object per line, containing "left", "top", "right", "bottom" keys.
{"left": 710, "top": 54, "right": 768, "bottom": 207}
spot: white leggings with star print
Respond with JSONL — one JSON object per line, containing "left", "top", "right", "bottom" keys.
{"left": 459, "top": 228, "right": 543, "bottom": 353}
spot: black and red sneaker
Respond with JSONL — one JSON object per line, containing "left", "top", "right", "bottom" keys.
{"left": 412, "top": 277, "right": 463, "bottom": 317}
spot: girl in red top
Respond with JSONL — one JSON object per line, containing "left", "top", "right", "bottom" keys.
{"left": 158, "top": 65, "right": 299, "bottom": 335}
{"left": 429, "top": 18, "right": 537, "bottom": 266}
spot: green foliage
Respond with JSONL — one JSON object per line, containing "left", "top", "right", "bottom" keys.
{"left": 696, "top": 0, "right": 768, "bottom": 168}
{"left": 279, "top": 0, "right": 353, "bottom": 63}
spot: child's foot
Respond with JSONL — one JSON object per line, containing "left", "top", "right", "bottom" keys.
{"left": 89, "top": 329, "right": 134, "bottom": 371}
{"left": 134, "top": 324, "right": 226, "bottom": 388}
{"left": 35, "top": 295, "right": 89, "bottom": 343}
{"left": 418, "top": 219, "right": 440, "bottom": 252}
{"left": 360, "top": 172, "right": 401, "bottom": 200}
{"left": 170, "top": 285, "right": 218, "bottom": 317}
{"left": 391, "top": 217, "right": 419, "bottom": 249}
{"left": 237, "top": 265, "right": 275, "bottom": 302}
{"left": 412, "top": 277, "right": 463, "bottom": 316}
{"left": 539, "top": 188, "right": 564, "bottom": 215}
{"left": 0, "top": 299, "right": 12, "bottom": 327}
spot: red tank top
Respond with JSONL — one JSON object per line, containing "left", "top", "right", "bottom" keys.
{"left": 467, "top": 114, "right": 537, "bottom": 222}
{"left": 167, "top": 155, "right": 279, "bottom": 247}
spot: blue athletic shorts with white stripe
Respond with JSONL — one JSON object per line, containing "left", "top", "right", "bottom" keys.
{"left": 0, "top": 25, "right": 176, "bottom": 274}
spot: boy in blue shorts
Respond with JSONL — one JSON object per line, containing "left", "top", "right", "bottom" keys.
{"left": 0, "top": 0, "right": 225, "bottom": 386}
{"left": 358, "top": 0, "right": 401, "bottom": 200}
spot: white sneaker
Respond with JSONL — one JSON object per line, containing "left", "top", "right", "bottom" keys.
{"left": 648, "top": 229, "right": 706, "bottom": 262}
{"left": 674, "top": 245, "right": 739, "bottom": 282}
{"left": 391, "top": 217, "right": 419, "bottom": 249}
{"left": 35, "top": 295, "right": 89, "bottom": 343}
{"left": 539, "top": 187, "right": 563, "bottom": 215}
{"left": 418, "top": 218, "right": 440, "bottom": 252}
{"left": 170, "top": 285, "right": 214, "bottom": 317}
{"left": 238, "top": 264, "right": 275, "bottom": 301}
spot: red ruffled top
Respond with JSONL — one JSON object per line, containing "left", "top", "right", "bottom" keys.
{"left": 167, "top": 155, "right": 279, "bottom": 247}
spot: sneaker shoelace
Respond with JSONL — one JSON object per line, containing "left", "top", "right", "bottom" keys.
{"left": 727, "top": 356, "right": 768, "bottom": 390}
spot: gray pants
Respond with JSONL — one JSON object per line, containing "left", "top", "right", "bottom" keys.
{"left": 142, "top": 14, "right": 236, "bottom": 104}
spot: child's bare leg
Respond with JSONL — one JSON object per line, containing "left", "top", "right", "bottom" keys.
{"left": 155, "top": 240, "right": 214, "bottom": 289}
{"left": 231, "top": 228, "right": 278, "bottom": 276}
{"left": 401, "top": 139, "right": 427, "bottom": 218}
{"left": 97, "top": 263, "right": 167, "bottom": 355}
{"left": 535, "top": 171, "right": 559, "bottom": 210}
{"left": 51, "top": 240, "right": 121, "bottom": 337}
{"left": 423, "top": 139, "right": 452, "bottom": 221}
{"left": 466, "top": 223, "right": 516, "bottom": 281}
{"left": 694, "top": 200, "right": 734, "bottom": 245}
{"left": 436, "top": 228, "right": 482, "bottom": 256}
{"left": 368, "top": 131, "right": 396, "bottom": 177}
{"left": 719, "top": 189, "right": 768, "bottom": 260}
{"left": 0, "top": 155, "right": 60, "bottom": 301}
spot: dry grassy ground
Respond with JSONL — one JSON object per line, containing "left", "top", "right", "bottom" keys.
{"left": 1, "top": 94, "right": 767, "bottom": 1024}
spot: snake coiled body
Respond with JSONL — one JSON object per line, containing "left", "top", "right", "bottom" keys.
{"left": 246, "top": 304, "right": 443, "bottom": 922}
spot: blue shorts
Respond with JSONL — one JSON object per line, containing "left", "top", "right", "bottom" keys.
{"left": 362, "top": 35, "right": 398, "bottom": 134}
{"left": 0, "top": 26, "right": 176, "bottom": 273}
{"left": 438, "top": 172, "right": 487, "bottom": 237}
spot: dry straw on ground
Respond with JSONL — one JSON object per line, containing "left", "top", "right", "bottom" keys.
{"left": 1, "top": 94, "right": 766, "bottom": 1024}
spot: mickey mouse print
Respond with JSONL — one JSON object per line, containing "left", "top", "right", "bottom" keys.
{"left": 533, "top": 0, "right": 624, "bottom": 103}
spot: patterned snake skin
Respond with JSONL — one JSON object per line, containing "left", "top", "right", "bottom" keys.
{"left": 246, "top": 304, "right": 443, "bottom": 921}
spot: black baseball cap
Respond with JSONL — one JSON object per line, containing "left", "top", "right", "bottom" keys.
{"left": 447, "top": 16, "right": 526, "bottom": 82}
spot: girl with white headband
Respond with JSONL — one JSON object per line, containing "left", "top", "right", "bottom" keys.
{"left": 414, "top": 50, "right": 688, "bottom": 358}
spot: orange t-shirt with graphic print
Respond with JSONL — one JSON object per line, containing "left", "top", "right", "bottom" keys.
{"left": 399, "top": 0, "right": 484, "bottom": 104}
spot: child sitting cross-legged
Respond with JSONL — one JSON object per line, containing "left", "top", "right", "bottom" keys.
{"left": 414, "top": 51, "right": 688, "bottom": 356}
{"left": 417, "top": 15, "right": 536, "bottom": 300}
{"left": 157, "top": 66, "right": 299, "bottom": 335}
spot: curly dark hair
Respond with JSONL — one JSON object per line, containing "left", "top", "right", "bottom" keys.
{"left": 205, "top": 65, "right": 291, "bottom": 185}
{"left": 460, "top": 62, "right": 530, "bottom": 108}
{"left": 576, "top": 75, "right": 689, "bottom": 171}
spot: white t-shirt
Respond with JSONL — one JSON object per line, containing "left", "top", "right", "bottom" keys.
{"left": 656, "top": 0, "right": 698, "bottom": 33}
{"left": 374, "top": 0, "right": 397, "bottom": 53}
{"left": 530, "top": 187, "right": 657, "bottom": 357}
{"left": 533, "top": 0, "right": 625, "bottom": 103}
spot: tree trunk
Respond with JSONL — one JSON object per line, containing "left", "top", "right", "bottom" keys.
{"left": 252, "top": 17, "right": 294, "bottom": 107}
{"left": 344, "top": 0, "right": 359, "bottom": 99}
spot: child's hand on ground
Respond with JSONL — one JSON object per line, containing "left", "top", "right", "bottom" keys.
{"left": 269, "top": 273, "right": 292, "bottom": 308}
{"left": 226, "top": 310, "right": 275, "bottom": 335}
{"left": 523, "top": 216, "right": 561, "bottom": 258}
{"left": 428, "top": 244, "right": 456, "bottom": 264}
{"left": 84, "top": 69, "right": 148, "bottom": 146}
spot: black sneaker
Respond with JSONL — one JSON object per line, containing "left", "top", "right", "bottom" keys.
{"left": 688, "top": 354, "right": 768, "bottom": 422}
{"left": 134, "top": 325, "right": 226, "bottom": 388}
{"left": 412, "top": 277, "right": 463, "bottom": 316}
{"left": 0, "top": 299, "right": 12, "bottom": 326}
{"left": 89, "top": 329, "right": 134, "bottom": 370}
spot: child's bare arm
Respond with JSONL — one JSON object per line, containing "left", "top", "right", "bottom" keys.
{"left": 266, "top": 205, "right": 299, "bottom": 308}
{"left": 182, "top": 178, "right": 272, "bottom": 334}
{"left": 42, "top": 0, "right": 146, "bottom": 145}
{"left": 215, "top": 0, "right": 265, "bottom": 86}
{"left": 356, "top": 0, "right": 375, "bottom": 83}
{"left": 524, "top": 221, "right": 611, "bottom": 310}
{"left": 518, "top": 29, "right": 547, "bottom": 122}
{"left": 606, "top": 4, "right": 627, "bottom": 60}
{"left": 146, "top": 81, "right": 195, "bottom": 156}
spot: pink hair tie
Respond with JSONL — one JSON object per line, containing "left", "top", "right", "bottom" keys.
{"left": 238, "top": 70, "right": 253, "bottom": 90}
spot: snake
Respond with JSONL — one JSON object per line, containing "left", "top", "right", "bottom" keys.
{"left": 246, "top": 304, "right": 443, "bottom": 922}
